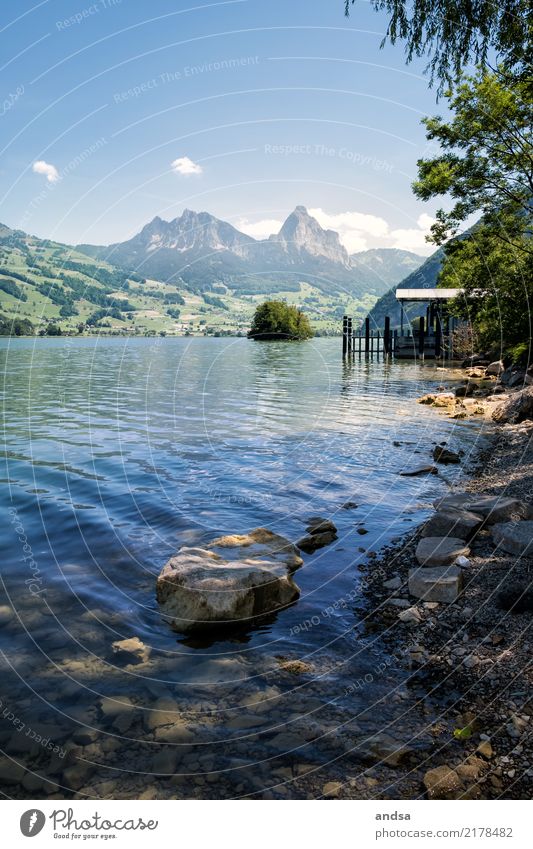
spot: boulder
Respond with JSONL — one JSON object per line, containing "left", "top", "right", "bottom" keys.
{"left": 422, "top": 508, "right": 483, "bottom": 541}
{"left": 423, "top": 765, "right": 464, "bottom": 799}
{"left": 491, "top": 521, "right": 533, "bottom": 557}
{"left": 305, "top": 517, "right": 337, "bottom": 534}
{"left": 415, "top": 537, "right": 470, "bottom": 567}
{"left": 296, "top": 530, "right": 337, "bottom": 552}
{"left": 492, "top": 386, "right": 533, "bottom": 424}
{"left": 156, "top": 528, "right": 303, "bottom": 633}
{"left": 435, "top": 493, "right": 530, "bottom": 525}
{"left": 433, "top": 446, "right": 460, "bottom": 464}
{"left": 409, "top": 566, "right": 462, "bottom": 603}
{"left": 462, "top": 355, "right": 490, "bottom": 368}
{"left": 433, "top": 393, "right": 456, "bottom": 407}
{"left": 485, "top": 360, "right": 504, "bottom": 376}
{"left": 398, "top": 606, "right": 423, "bottom": 623}
{"left": 383, "top": 576, "right": 402, "bottom": 590}
{"left": 455, "top": 384, "right": 477, "bottom": 398}
{"left": 508, "top": 371, "right": 527, "bottom": 388}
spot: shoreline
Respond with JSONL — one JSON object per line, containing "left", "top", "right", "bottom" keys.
{"left": 355, "top": 406, "right": 532, "bottom": 800}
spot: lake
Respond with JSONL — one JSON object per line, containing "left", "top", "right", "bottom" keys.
{"left": 0, "top": 336, "right": 488, "bottom": 798}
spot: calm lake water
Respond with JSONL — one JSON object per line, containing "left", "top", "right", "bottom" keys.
{"left": 0, "top": 337, "right": 489, "bottom": 798}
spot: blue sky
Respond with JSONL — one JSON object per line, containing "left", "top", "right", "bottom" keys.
{"left": 0, "top": 0, "right": 453, "bottom": 254}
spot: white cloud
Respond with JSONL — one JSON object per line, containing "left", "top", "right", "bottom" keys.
{"left": 308, "top": 207, "right": 389, "bottom": 253}
{"left": 390, "top": 213, "right": 436, "bottom": 253}
{"left": 236, "top": 217, "right": 283, "bottom": 240}
{"left": 171, "top": 156, "right": 203, "bottom": 176}
{"left": 32, "top": 160, "right": 59, "bottom": 183}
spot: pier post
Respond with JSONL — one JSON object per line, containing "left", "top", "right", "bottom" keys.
{"left": 364, "top": 317, "right": 370, "bottom": 356}
{"left": 419, "top": 316, "right": 425, "bottom": 357}
{"left": 342, "top": 316, "right": 348, "bottom": 357}
{"left": 384, "top": 316, "right": 390, "bottom": 355}
{"left": 435, "top": 311, "right": 441, "bottom": 359}
{"left": 347, "top": 317, "right": 353, "bottom": 354}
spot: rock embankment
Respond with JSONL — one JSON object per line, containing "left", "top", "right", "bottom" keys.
{"left": 359, "top": 420, "right": 533, "bottom": 799}
{"left": 417, "top": 358, "right": 533, "bottom": 423}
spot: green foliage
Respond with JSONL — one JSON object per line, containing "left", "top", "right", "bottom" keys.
{"left": 414, "top": 68, "right": 532, "bottom": 359}
{"left": 86, "top": 307, "right": 124, "bottom": 326}
{"left": 413, "top": 68, "right": 533, "bottom": 246}
{"left": 453, "top": 726, "right": 473, "bottom": 741}
{"left": 164, "top": 292, "right": 185, "bottom": 305}
{"left": 166, "top": 308, "right": 181, "bottom": 319}
{"left": 42, "top": 323, "right": 62, "bottom": 336}
{"left": 248, "top": 300, "right": 313, "bottom": 340}
{"left": 0, "top": 277, "right": 27, "bottom": 301}
{"left": 0, "top": 313, "right": 34, "bottom": 335}
{"left": 438, "top": 221, "right": 532, "bottom": 358}
{"left": 345, "top": 1, "right": 531, "bottom": 88}
{"left": 203, "top": 293, "right": 228, "bottom": 310}
{"left": 59, "top": 302, "right": 79, "bottom": 317}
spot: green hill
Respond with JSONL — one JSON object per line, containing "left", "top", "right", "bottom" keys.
{"left": 0, "top": 223, "right": 365, "bottom": 337}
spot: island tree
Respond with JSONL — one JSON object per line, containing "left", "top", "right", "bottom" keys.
{"left": 248, "top": 300, "right": 313, "bottom": 340}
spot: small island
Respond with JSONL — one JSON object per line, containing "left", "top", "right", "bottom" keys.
{"left": 248, "top": 300, "right": 313, "bottom": 341}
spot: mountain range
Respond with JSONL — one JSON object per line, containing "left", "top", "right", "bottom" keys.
{"left": 78, "top": 205, "right": 424, "bottom": 299}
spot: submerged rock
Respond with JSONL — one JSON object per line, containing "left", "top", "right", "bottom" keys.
{"left": 112, "top": 636, "right": 151, "bottom": 665}
{"left": 399, "top": 464, "right": 438, "bottom": 476}
{"left": 305, "top": 517, "right": 337, "bottom": 534}
{"left": 432, "top": 446, "right": 460, "bottom": 464}
{"left": 297, "top": 530, "right": 337, "bottom": 552}
{"left": 156, "top": 528, "right": 303, "bottom": 634}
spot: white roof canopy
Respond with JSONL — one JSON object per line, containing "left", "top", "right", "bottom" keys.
{"left": 396, "top": 288, "right": 462, "bottom": 301}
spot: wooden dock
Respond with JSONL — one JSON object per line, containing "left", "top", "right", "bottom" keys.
{"left": 342, "top": 314, "right": 456, "bottom": 360}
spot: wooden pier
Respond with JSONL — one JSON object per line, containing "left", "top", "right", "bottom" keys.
{"left": 343, "top": 286, "right": 464, "bottom": 361}
{"left": 342, "top": 314, "right": 457, "bottom": 360}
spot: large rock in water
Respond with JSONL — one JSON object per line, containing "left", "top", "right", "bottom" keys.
{"left": 156, "top": 528, "right": 303, "bottom": 633}
{"left": 492, "top": 386, "right": 533, "bottom": 423}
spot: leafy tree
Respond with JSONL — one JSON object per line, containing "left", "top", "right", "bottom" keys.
{"left": 437, "top": 219, "right": 532, "bottom": 360}
{"left": 413, "top": 68, "right": 532, "bottom": 360}
{"left": 0, "top": 278, "right": 27, "bottom": 301}
{"left": 0, "top": 313, "right": 34, "bottom": 335}
{"left": 413, "top": 68, "right": 532, "bottom": 251}
{"left": 248, "top": 300, "right": 313, "bottom": 340}
{"left": 345, "top": 0, "right": 532, "bottom": 87}
{"left": 44, "top": 323, "right": 62, "bottom": 336}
